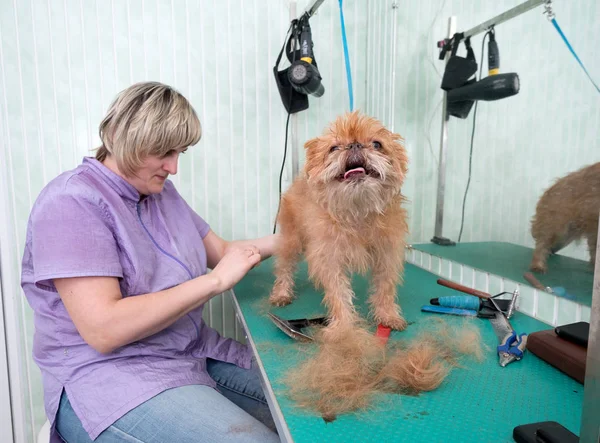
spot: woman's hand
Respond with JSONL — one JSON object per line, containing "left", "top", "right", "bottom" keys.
{"left": 211, "top": 245, "right": 262, "bottom": 292}
{"left": 204, "top": 230, "right": 280, "bottom": 269}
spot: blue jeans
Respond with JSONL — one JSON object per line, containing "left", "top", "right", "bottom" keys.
{"left": 56, "top": 358, "right": 279, "bottom": 442}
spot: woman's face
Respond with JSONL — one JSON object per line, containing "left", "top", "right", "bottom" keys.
{"left": 129, "top": 147, "right": 187, "bottom": 195}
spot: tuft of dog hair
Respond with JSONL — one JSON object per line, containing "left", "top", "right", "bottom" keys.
{"left": 284, "top": 322, "right": 385, "bottom": 421}
{"left": 530, "top": 162, "right": 600, "bottom": 273}
{"left": 284, "top": 320, "right": 484, "bottom": 420}
{"left": 270, "top": 111, "right": 410, "bottom": 334}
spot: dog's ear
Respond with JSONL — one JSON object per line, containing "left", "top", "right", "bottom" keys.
{"left": 375, "top": 127, "right": 402, "bottom": 143}
{"left": 376, "top": 127, "right": 408, "bottom": 177}
{"left": 304, "top": 137, "right": 319, "bottom": 151}
{"left": 390, "top": 132, "right": 404, "bottom": 143}
{"left": 304, "top": 137, "right": 321, "bottom": 180}
{"left": 390, "top": 135, "right": 409, "bottom": 177}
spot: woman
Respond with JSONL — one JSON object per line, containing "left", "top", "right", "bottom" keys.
{"left": 21, "top": 82, "right": 280, "bottom": 442}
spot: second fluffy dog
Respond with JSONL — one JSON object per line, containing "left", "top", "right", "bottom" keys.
{"left": 530, "top": 162, "right": 600, "bottom": 273}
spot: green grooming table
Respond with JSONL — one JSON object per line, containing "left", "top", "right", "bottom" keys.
{"left": 232, "top": 259, "right": 583, "bottom": 443}
{"left": 413, "top": 242, "right": 593, "bottom": 306}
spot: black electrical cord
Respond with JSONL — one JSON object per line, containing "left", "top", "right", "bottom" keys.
{"left": 273, "top": 112, "right": 292, "bottom": 234}
{"left": 457, "top": 30, "right": 492, "bottom": 243}
{"left": 273, "top": 21, "right": 299, "bottom": 234}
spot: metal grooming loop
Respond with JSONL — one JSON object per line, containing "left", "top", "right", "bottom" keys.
{"left": 432, "top": 0, "right": 552, "bottom": 246}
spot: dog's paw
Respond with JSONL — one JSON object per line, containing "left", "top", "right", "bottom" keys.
{"left": 376, "top": 313, "right": 408, "bottom": 331}
{"left": 529, "top": 262, "right": 547, "bottom": 274}
{"left": 269, "top": 280, "right": 295, "bottom": 306}
{"left": 269, "top": 295, "right": 293, "bottom": 307}
{"left": 269, "top": 290, "right": 294, "bottom": 307}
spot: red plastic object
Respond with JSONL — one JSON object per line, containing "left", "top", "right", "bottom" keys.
{"left": 375, "top": 324, "right": 392, "bottom": 344}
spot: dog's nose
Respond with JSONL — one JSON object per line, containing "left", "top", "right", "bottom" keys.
{"left": 347, "top": 142, "right": 363, "bottom": 151}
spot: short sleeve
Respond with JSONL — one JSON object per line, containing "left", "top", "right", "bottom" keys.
{"left": 189, "top": 208, "right": 210, "bottom": 239}
{"left": 163, "top": 180, "right": 210, "bottom": 239}
{"left": 168, "top": 182, "right": 210, "bottom": 238}
{"left": 31, "top": 190, "right": 123, "bottom": 291}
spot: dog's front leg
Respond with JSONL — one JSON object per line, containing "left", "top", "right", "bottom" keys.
{"left": 368, "top": 247, "right": 407, "bottom": 331}
{"left": 308, "top": 258, "right": 359, "bottom": 335}
{"left": 269, "top": 233, "right": 302, "bottom": 307}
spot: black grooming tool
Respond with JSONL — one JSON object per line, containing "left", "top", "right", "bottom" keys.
{"left": 268, "top": 313, "right": 329, "bottom": 342}
{"left": 429, "top": 296, "right": 512, "bottom": 319}
{"left": 435, "top": 278, "right": 519, "bottom": 319}
{"left": 477, "top": 298, "right": 512, "bottom": 318}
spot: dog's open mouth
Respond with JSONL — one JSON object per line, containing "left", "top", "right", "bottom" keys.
{"left": 340, "top": 159, "right": 379, "bottom": 181}
{"left": 344, "top": 167, "right": 366, "bottom": 180}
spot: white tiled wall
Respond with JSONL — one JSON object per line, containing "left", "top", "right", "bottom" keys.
{"left": 405, "top": 247, "right": 591, "bottom": 327}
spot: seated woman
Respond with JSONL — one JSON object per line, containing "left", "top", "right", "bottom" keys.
{"left": 21, "top": 82, "right": 280, "bottom": 443}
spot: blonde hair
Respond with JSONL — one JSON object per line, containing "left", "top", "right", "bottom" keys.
{"left": 96, "top": 82, "right": 201, "bottom": 176}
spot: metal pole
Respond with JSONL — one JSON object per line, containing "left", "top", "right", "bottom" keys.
{"left": 431, "top": 16, "right": 456, "bottom": 246}
{"left": 302, "top": 0, "right": 325, "bottom": 18}
{"left": 462, "top": 0, "right": 547, "bottom": 39}
{"left": 289, "top": 0, "right": 300, "bottom": 181}
{"left": 579, "top": 216, "right": 600, "bottom": 442}
{"left": 289, "top": 0, "right": 325, "bottom": 181}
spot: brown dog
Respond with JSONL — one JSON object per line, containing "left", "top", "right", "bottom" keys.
{"left": 269, "top": 112, "right": 409, "bottom": 334}
{"left": 530, "top": 162, "right": 600, "bottom": 273}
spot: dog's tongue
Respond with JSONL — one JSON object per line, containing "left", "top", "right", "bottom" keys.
{"left": 344, "top": 167, "right": 366, "bottom": 179}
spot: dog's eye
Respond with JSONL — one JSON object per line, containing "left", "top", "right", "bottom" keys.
{"left": 372, "top": 141, "right": 382, "bottom": 150}
{"left": 329, "top": 146, "right": 341, "bottom": 152}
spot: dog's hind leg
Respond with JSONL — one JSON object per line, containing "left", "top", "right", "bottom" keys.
{"left": 530, "top": 240, "right": 552, "bottom": 274}
{"left": 368, "top": 246, "right": 407, "bottom": 331}
{"left": 530, "top": 215, "right": 562, "bottom": 273}
{"left": 586, "top": 229, "right": 597, "bottom": 269}
{"left": 550, "top": 223, "right": 577, "bottom": 254}
{"left": 530, "top": 222, "right": 576, "bottom": 273}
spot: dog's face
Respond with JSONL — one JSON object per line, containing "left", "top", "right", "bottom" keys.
{"left": 304, "top": 112, "right": 408, "bottom": 215}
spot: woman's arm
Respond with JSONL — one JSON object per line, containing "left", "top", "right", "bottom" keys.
{"left": 203, "top": 230, "right": 279, "bottom": 269}
{"left": 54, "top": 246, "right": 260, "bottom": 354}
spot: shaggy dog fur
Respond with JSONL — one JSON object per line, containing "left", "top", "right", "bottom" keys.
{"left": 270, "top": 113, "right": 485, "bottom": 419}
{"left": 530, "top": 162, "right": 600, "bottom": 273}
{"left": 269, "top": 111, "right": 409, "bottom": 335}
{"left": 284, "top": 320, "right": 484, "bottom": 420}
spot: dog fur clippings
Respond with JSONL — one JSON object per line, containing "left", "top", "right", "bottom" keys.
{"left": 284, "top": 320, "right": 484, "bottom": 420}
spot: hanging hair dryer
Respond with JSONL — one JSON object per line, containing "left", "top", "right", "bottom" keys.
{"left": 274, "top": 13, "right": 324, "bottom": 114}
{"left": 287, "top": 18, "right": 324, "bottom": 97}
{"left": 446, "top": 73, "right": 520, "bottom": 118}
{"left": 439, "top": 30, "right": 519, "bottom": 119}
